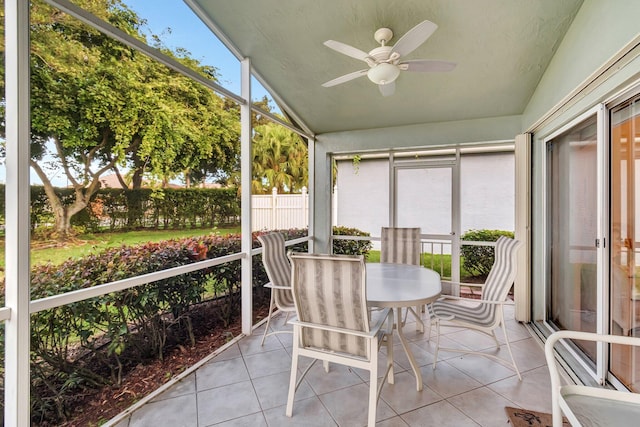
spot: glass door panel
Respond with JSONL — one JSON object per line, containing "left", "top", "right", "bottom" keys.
{"left": 395, "top": 165, "right": 457, "bottom": 281}
{"left": 396, "top": 167, "right": 452, "bottom": 235}
{"left": 610, "top": 99, "right": 640, "bottom": 391}
{"left": 548, "top": 115, "right": 598, "bottom": 361}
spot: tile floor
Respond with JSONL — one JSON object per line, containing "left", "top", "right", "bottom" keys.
{"left": 105, "top": 304, "right": 552, "bottom": 426}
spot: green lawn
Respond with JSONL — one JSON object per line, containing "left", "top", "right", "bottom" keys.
{"left": 367, "top": 249, "right": 474, "bottom": 280}
{"left": 0, "top": 227, "right": 240, "bottom": 268}
{"left": 7, "top": 232, "right": 476, "bottom": 280}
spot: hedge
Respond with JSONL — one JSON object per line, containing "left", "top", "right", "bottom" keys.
{"left": 460, "top": 229, "right": 515, "bottom": 277}
{"left": 0, "top": 185, "right": 241, "bottom": 233}
{"left": 0, "top": 226, "right": 370, "bottom": 425}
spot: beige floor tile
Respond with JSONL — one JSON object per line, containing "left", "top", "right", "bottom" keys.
{"left": 446, "top": 387, "right": 513, "bottom": 426}
{"left": 244, "top": 348, "right": 292, "bottom": 379}
{"left": 444, "top": 352, "right": 518, "bottom": 384}
{"left": 319, "top": 382, "right": 397, "bottom": 426}
{"left": 419, "top": 361, "right": 483, "bottom": 398}
{"left": 301, "top": 361, "right": 365, "bottom": 395}
{"left": 252, "top": 370, "right": 315, "bottom": 410}
{"left": 109, "top": 320, "right": 552, "bottom": 427}
{"left": 196, "top": 357, "right": 250, "bottom": 391}
{"left": 401, "top": 400, "right": 480, "bottom": 427}
{"left": 129, "top": 394, "right": 197, "bottom": 427}
{"left": 151, "top": 373, "right": 196, "bottom": 402}
{"left": 488, "top": 365, "right": 553, "bottom": 413}
{"left": 197, "top": 381, "right": 261, "bottom": 425}
{"left": 380, "top": 371, "right": 443, "bottom": 414}
{"left": 264, "top": 396, "right": 337, "bottom": 426}
{"left": 206, "top": 411, "right": 267, "bottom": 427}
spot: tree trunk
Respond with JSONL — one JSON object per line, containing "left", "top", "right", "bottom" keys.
{"left": 31, "top": 157, "right": 108, "bottom": 240}
{"left": 53, "top": 205, "right": 73, "bottom": 239}
{"left": 131, "top": 167, "right": 144, "bottom": 189}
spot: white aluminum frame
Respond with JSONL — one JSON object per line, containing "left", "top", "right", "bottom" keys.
{"left": 3, "top": 1, "right": 315, "bottom": 422}
{"left": 4, "top": 1, "right": 32, "bottom": 424}
{"left": 391, "top": 154, "right": 461, "bottom": 285}
{"left": 541, "top": 104, "right": 609, "bottom": 385}
{"left": 546, "top": 330, "right": 640, "bottom": 427}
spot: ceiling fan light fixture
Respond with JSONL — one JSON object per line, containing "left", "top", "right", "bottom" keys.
{"left": 367, "top": 63, "right": 400, "bottom": 85}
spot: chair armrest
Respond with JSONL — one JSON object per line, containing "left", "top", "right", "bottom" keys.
{"left": 544, "top": 331, "right": 640, "bottom": 425}
{"left": 289, "top": 308, "right": 392, "bottom": 339}
{"left": 369, "top": 307, "right": 393, "bottom": 335}
{"left": 440, "top": 280, "right": 485, "bottom": 296}
{"left": 441, "top": 280, "right": 485, "bottom": 290}
{"left": 264, "top": 282, "right": 291, "bottom": 290}
{"left": 435, "top": 294, "right": 506, "bottom": 306}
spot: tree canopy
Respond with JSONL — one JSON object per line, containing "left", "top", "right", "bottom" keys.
{"left": 250, "top": 123, "right": 308, "bottom": 194}
{"left": 0, "top": 0, "right": 241, "bottom": 238}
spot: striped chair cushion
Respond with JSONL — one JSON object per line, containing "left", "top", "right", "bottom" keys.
{"left": 258, "top": 232, "right": 294, "bottom": 308}
{"left": 381, "top": 227, "right": 421, "bottom": 265}
{"left": 431, "top": 236, "right": 522, "bottom": 326}
{"left": 290, "top": 253, "right": 370, "bottom": 358}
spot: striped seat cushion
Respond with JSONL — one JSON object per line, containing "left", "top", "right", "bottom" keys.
{"left": 290, "top": 253, "right": 369, "bottom": 358}
{"left": 258, "top": 232, "right": 294, "bottom": 308}
{"left": 432, "top": 236, "right": 522, "bottom": 326}
{"left": 431, "top": 299, "right": 498, "bottom": 327}
{"left": 381, "top": 227, "right": 421, "bottom": 265}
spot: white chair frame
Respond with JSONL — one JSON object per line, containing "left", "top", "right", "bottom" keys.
{"left": 545, "top": 330, "right": 640, "bottom": 427}
{"left": 431, "top": 236, "right": 523, "bottom": 379}
{"left": 257, "top": 233, "right": 296, "bottom": 346}
{"left": 285, "top": 253, "right": 394, "bottom": 427}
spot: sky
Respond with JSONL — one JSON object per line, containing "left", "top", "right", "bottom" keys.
{"left": 2, "top": 0, "right": 273, "bottom": 187}
{"left": 123, "top": 0, "right": 272, "bottom": 101}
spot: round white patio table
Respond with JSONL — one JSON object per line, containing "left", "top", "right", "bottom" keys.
{"left": 366, "top": 263, "right": 441, "bottom": 391}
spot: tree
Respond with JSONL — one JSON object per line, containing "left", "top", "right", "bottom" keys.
{"left": 1, "top": 0, "right": 240, "bottom": 238}
{"left": 251, "top": 123, "right": 308, "bottom": 194}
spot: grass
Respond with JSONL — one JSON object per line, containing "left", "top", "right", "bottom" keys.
{"left": 367, "top": 249, "right": 475, "bottom": 280}
{"left": 0, "top": 227, "right": 240, "bottom": 268}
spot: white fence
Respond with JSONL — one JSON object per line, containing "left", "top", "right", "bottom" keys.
{"left": 252, "top": 187, "right": 309, "bottom": 231}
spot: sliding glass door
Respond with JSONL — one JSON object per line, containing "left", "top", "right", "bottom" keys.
{"left": 610, "top": 97, "right": 640, "bottom": 391}
{"left": 546, "top": 95, "right": 640, "bottom": 392}
{"left": 547, "top": 114, "right": 599, "bottom": 362}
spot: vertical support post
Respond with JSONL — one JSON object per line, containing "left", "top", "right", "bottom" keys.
{"left": 5, "top": 0, "right": 32, "bottom": 424}
{"left": 271, "top": 187, "right": 277, "bottom": 230}
{"left": 514, "top": 133, "right": 532, "bottom": 322}
{"left": 301, "top": 186, "right": 307, "bottom": 230}
{"left": 451, "top": 149, "right": 461, "bottom": 291}
{"left": 331, "top": 185, "right": 337, "bottom": 228}
{"left": 388, "top": 152, "right": 395, "bottom": 226}
{"left": 307, "top": 138, "right": 315, "bottom": 252}
{"left": 240, "top": 58, "right": 253, "bottom": 335}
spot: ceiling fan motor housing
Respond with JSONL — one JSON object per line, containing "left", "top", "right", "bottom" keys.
{"left": 368, "top": 46, "right": 394, "bottom": 63}
{"left": 374, "top": 27, "right": 393, "bottom": 45}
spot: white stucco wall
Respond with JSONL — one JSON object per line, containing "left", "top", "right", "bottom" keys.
{"left": 335, "top": 152, "right": 514, "bottom": 245}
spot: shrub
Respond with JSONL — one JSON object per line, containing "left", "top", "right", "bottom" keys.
{"left": 460, "top": 229, "right": 514, "bottom": 277}
{"left": 3, "top": 226, "right": 368, "bottom": 424}
{"left": 332, "top": 226, "right": 373, "bottom": 256}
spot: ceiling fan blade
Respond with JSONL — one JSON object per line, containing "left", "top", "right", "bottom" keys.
{"left": 378, "top": 81, "right": 395, "bottom": 97}
{"left": 400, "top": 59, "right": 456, "bottom": 72}
{"left": 323, "top": 40, "right": 370, "bottom": 61}
{"left": 390, "top": 20, "right": 438, "bottom": 58}
{"left": 322, "top": 69, "right": 368, "bottom": 87}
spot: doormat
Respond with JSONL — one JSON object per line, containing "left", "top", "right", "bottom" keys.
{"left": 505, "top": 406, "right": 570, "bottom": 427}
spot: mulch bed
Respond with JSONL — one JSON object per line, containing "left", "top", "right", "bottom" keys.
{"left": 55, "top": 301, "right": 267, "bottom": 427}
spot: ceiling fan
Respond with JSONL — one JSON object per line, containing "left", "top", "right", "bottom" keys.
{"left": 322, "top": 20, "right": 456, "bottom": 97}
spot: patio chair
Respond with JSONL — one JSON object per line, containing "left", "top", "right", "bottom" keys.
{"left": 257, "top": 232, "right": 296, "bottom": 346}
{"left": 545, "top": 330, "right": 640, "bottom": 427}
{"left": 431, "top": 236, "right": 523, "bottom": 379}
{"left": 286, "top": 253, "right": 394, "bottom": 427}
{"left": 381, "top": 227, "right": 424, "bottom": 331}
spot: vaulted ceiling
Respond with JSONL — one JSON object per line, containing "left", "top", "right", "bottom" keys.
{"left": 188, "top": 0, "right": 584, "bottom": 135}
